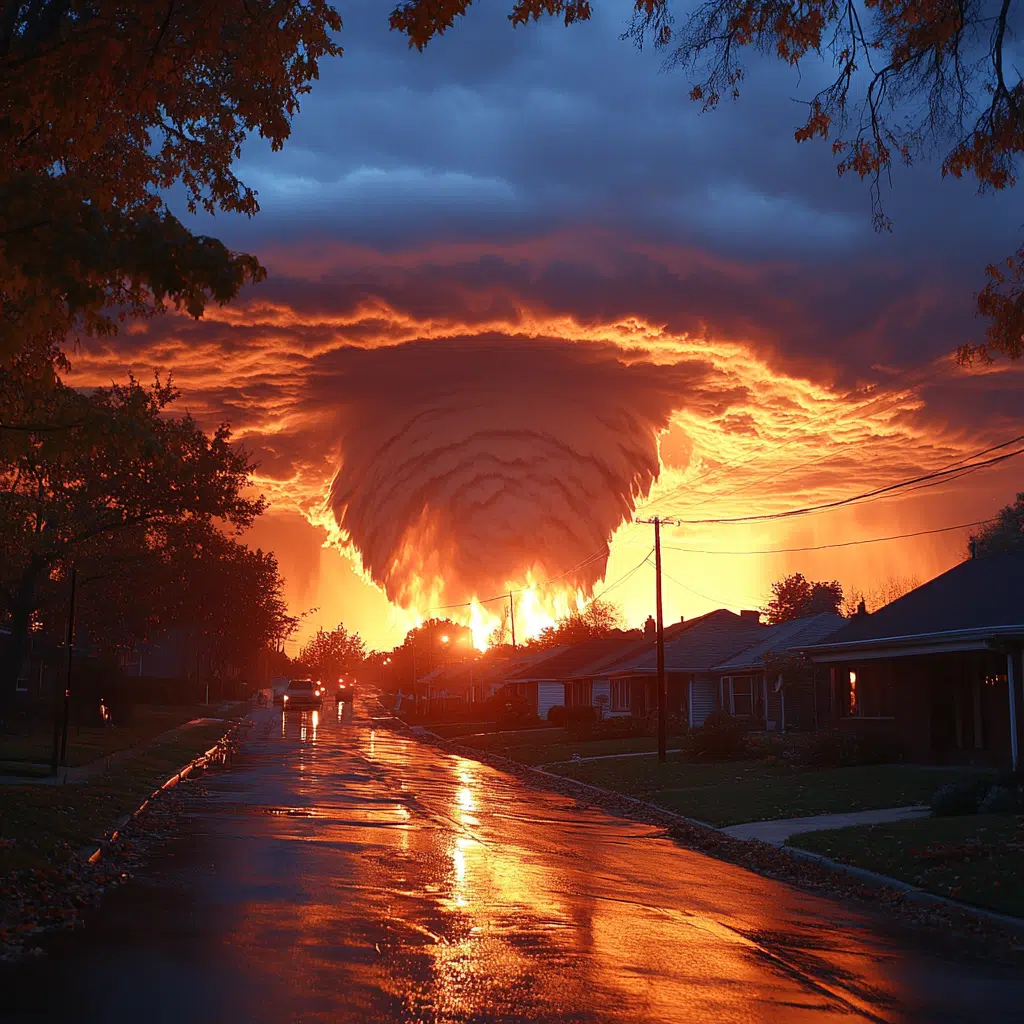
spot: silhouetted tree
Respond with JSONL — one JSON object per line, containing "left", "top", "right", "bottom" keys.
{"left": 0, "top": 375, "right": 263, "bottom": 708}
{"left": 971, "top": 493, "right": 1024, "bottom": 555}
{"left": 531, "top": 599, "right": 624, "bottom": 648}
{"left": 764, "top": 573, "right": 843, "bottom": 625}
{"left": 300, "top": 623, "right": 366, "bottom": 683}
{"left": 0, "top": 1, "right": 341, "bottom": 367}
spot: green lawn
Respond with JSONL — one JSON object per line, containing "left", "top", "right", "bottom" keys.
{"left": 548, "top": 756, "right": 990, "bottom": 827}
{"left": 459, "top": 731, "right": 686, "bottom": 766}
{"left": 790, "top": 814, "right": 1024, "bottom": 917}
{"left": 0, "top": 703, "right": 240, "bottom": 769}
{"left": 0, "top": 720, "right": 232, "bottom": 874}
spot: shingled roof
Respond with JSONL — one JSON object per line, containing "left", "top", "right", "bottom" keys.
{"left": 606, "top": 609, "right": 766, "bottom": 675}
{"left": 804, "top": 553, "right": 1024, "bottom": 654}
{"left": 713, "top": 613, "right": 846, "bottom": 673}
{"left": 504, "top": 636, "right": 647, "bottom": 682}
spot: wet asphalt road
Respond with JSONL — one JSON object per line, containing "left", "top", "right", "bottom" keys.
{"left": 4, "top": 700, "right": 1024, "bottom": 1023}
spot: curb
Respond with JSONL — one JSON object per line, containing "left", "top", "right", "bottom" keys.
{"left": 782, "top": 843, "right": 1024, "bottom": 934}
{"left": 403, "top": 721, "right": 1024, "bottom": 937}
{"left": 82, "top": 718, "right": 247, "bottom": 865}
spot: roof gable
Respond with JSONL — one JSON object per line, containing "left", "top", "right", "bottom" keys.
{"left": 812, "top": 553, "right": 1024, "bottom": 647}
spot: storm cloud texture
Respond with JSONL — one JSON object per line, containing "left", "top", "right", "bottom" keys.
{"left": 68, "top": 2, "right": 1024, "bottom": 645}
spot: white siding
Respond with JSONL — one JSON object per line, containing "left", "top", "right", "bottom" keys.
{"left": 537, "top": 681, "right": 564, "bottom": 721}
{"left": 690, "top": 675, "right": 719, "bottom": 727}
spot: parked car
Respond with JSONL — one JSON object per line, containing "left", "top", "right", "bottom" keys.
{"left": 336, "top": 677, "right": 357, "bottom": 702}
{"left": 282, "top": 678, "right": 323, "bottom": 709}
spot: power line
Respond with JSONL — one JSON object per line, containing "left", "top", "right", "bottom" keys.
{"left": 664, "top": 439, "right": 1024, "bottom": 526}
{"left": 661, "top": 518, "right": 996, "bottom": 556}
{"left": 637, "top": 364, "right": 939, "bottom": 516}
{"left": 659, "top": 565, "right": 757, "bottom": 610}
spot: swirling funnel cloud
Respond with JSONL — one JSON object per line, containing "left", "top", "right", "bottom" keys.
{"left": 321, "top": 335, "right": 742, "bottom": 611}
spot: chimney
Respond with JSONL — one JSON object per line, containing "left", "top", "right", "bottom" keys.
{"left": 969, "top": 538, "right": 977, "bottom": 560}
{"left": 740, "top": 609, "right": 762, "bottom": 623}
{"left": 643, "top": 615, "right": 656, "bottom": 639}
{"left": 855, "top": 599, "right": 867, "bottom": 618}
{"left": 679, "top": 615, "right": 685, "bottom": 623}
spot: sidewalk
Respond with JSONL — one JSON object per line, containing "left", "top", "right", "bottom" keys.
{"left": 721, "top": 805, "right": 931, "bottom": 845}
{"left": 538, "top": 748, "right": 684, "bottom": 768}
{"left": 0, "top": 717, "right": 225, "bottom": 786}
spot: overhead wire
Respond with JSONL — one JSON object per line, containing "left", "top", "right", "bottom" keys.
{"left": 662, "top": 438, "right": 1024, "bottom": 526}
{"left": 661, "top": 517, "right": 996, "bottom": 556}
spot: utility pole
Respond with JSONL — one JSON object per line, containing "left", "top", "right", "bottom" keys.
{"left": 636, "top": 516, "right": 678, "bottom": 763}
{"left": 509, "top": 592, "right": 516, "bottom": 649}
{"left": 55, "top": 566, "right": 77, "bottom": 773}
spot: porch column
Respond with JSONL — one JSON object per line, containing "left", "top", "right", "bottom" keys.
{"left": 1008, "top": 649, "right": 1019, "bottom": 772}
{"left": 762, "top": 676, "right": 769, "bottom": 730}
{"left": 687, "top": 676, "right": 694, "bottom": 729}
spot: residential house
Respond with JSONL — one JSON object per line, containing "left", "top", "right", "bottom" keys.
{"left": 604, "top": 609, "right": 766, "bottom": 726}
{"left": 711, "top": 613, "right": 845, "bottom": 730}
{"left": 500, "top": 634, "right": 654, "bottom": 720}
{"left": 802, "top": 553, "right": 1024, "bottom": 769}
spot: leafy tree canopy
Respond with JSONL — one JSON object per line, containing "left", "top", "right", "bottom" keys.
{"left": 0, "top": 0, "right": 341, "bottom": 363}
{"left": 0, "top": 372, "right": 264, "bottom": 706}
{"left": 531, "top": 598, "right": 625, "bottom": 648}
{"left": 971, "top": 492, "right": 1024, "bottom": 555}
{"left": 299, "top": 622, "right": 367, "bottom": 683}
{"left": 390, "top": 0, "right": 1024, "bottom": 362}
{"left": 764, "top": 572, "right": 843, "bottom": 625}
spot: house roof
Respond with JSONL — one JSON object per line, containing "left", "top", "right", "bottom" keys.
{"left": 503, "top": 637, "right": 645, "bottom": 682}
{"left": 606, "top": 609, "right": 766, "bottom": 675}
{"left": 804, "top": 553, "right": 1024, "bottom": 655}
{"left": 712, "top": 613, "right": 846, "bottom": 673}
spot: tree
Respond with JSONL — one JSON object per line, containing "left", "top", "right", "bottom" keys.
{"left": 971, "top": 492, "right": 1024, "bottom": 555}
{"left": 531, "top": 599, "right": 624, "bottom": 647}
{"left": 0, "top": 1, "right": 341, "bottom": 365}
{"left": 390, "top": 0, "right": 1024, "bottom": 362}
{"left": 841, "top": 574, "right": 920, "bottom": 616}
{"left": 300, "top": 623, "right": 366, "bottom": 683}
{"left": 764, "top": 573, "right": 843, "bottom": 625}
{"left": 0, "top": 374, "right": 263, "bottom": 708}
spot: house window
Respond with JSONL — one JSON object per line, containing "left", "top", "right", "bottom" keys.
{"left": 611, "top": 679, "right": 630, "bottom": 711}
{"left": 841, "top": 665, "right": 893, "bottom": 718}
{"left": 730, "top": 676, "right": 755, "bottom": 717}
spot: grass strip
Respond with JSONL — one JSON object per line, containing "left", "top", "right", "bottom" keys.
{"left": 789, "top": 813, "right": 1024, "bottom": 918}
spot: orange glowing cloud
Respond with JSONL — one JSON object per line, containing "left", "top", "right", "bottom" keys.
{"left": 66, "top": 233, "right": 1024, "bottom": 649}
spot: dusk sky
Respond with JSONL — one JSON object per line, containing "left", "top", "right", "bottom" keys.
{"left": 69, "top": 2, "right": 1024, "bottom": 652}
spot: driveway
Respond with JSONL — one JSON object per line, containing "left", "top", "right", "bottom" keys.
{"left": 3, "top": 699, "right": 1022, "bottom": 1022}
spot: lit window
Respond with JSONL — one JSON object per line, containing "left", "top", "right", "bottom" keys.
{"left": 848, "top": 670, "right": 858, "bottom": 715}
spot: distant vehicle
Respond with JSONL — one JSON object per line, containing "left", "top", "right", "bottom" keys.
{"left": 282, "top": 678, "right": 323, "bottom": 709}
{"left": 336, "top": 677, "right": 357, "bottom": 702}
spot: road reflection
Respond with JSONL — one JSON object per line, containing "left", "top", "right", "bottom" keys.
{"left": 8, "top": 696, "right": 1023, "bottom": 1024}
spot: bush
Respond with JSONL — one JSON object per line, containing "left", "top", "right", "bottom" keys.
{"left": 930, "top": 779, "right": 992, "bottom": 817}
{"left": 564, "top": 705, "right": 599, "bottom": 738}
{"left": 682, "top": 711, "right": 747, "bottom": 762}
{"left": 979, "top": 784, "right": 1022, "bottom": 815}
{"left": 547, "top": 705, "right": 566, "bottom": 727}
{"left": 773, "top": 730, "right": 903, "bottom": 770}
{"left": 594, "top": 715, "right": 649, "bottom": 739}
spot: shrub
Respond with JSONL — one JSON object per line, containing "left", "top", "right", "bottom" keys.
{"left": 930, "top": 779, "right": 992, "bottom": 817}
{"left": 979, "top": 784, "right": 1021, "bottom": 815}
{"left": 682, "top": 711, "right": 747, "bottom": 762}
{"left": 593, "top": 715, "right": 647, "bottom": 739}
{"left": 564, "top": 705, "right": 599, "bottom": 738}
{"left": 547, "top": 705, "right": 566, "bottom": 727}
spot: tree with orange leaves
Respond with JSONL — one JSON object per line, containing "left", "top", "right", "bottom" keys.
{"left": 390, "top": 0, "right": 1024, "bottom": 363}
{"left": 0, "top": 1, "right": 341, "bottom": 366}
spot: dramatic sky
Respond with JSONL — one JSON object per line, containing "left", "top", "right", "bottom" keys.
{"left": 70, "top": 2, "right": 1024, "bottom": 651}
